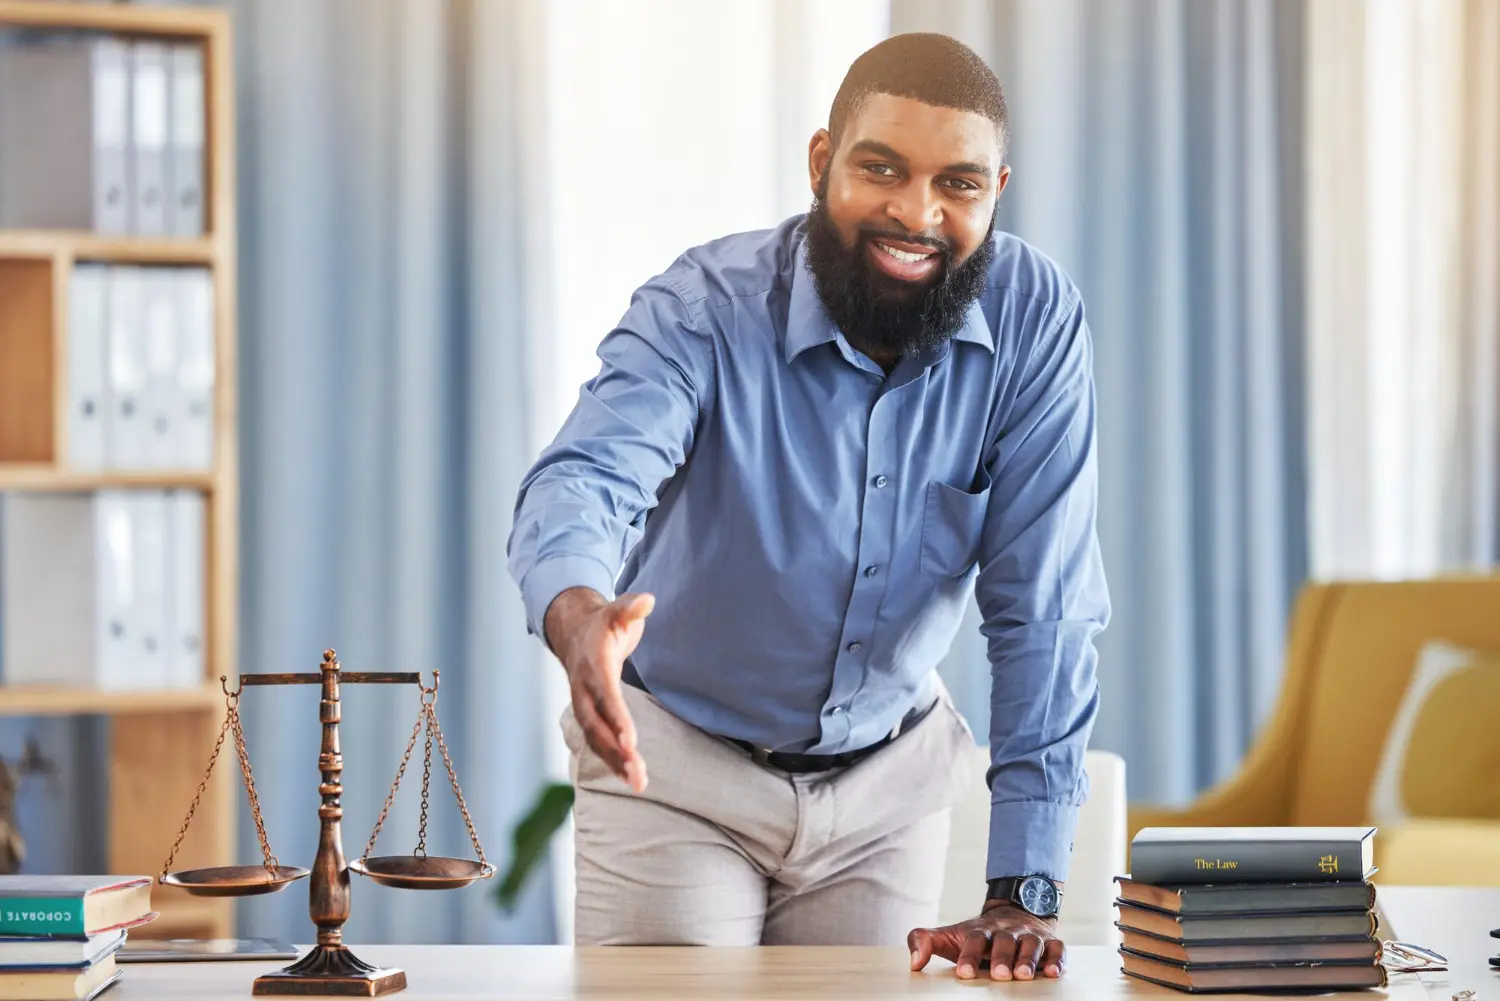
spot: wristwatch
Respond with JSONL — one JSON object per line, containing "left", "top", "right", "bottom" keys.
{"left": 985, "top": 875, "right": 1062, "bottom": 918}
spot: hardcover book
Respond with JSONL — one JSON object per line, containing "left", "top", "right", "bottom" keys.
{"left": 0, "top": 876, "right": 153, "bottom": 938}
{"left": 0, "top": 929, "right": 125, "bottom": 969}
{"left": 1129, "top": 826, "right": 1376, "bottom": 884}
{"left": 0, "top": 956, "right": 120, "bottom": 1001}
{"left": 1120, "top": 950, "right": 1387, "bottom": 993}
{"left": 1115, "top": 901, "right": 1378, "bottom": 943}
{"left": 1117, "top": 928, "right": 1381, "bottom": 966}
{"left": 1114, "top": 875, "right": 1376, "bottom": 914}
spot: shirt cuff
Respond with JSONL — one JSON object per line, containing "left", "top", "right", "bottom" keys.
{"left": 520, "top": 556, "right": 619, "bottom": 642}
{"left": 985, "top": 800, "right": 1081, "bottom": 883}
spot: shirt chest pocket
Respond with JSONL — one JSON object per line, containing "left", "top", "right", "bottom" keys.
{"left": 920, "top": 476, "right": 992, "bottom": 578}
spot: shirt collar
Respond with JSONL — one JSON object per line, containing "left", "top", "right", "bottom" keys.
{"left": 784, "top": 237, "right": 994, "bottom": 364}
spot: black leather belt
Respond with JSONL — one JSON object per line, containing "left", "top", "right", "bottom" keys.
{"left": 621, "top": 662, "right": 936, "bottom": 774}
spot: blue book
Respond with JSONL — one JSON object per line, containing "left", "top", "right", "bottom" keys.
{"left": 0, "top": 929, "right": 125, "bottom": 969}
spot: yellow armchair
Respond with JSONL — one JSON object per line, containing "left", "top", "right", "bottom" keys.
{"left": 1127, "top": 578, "right": 1500, "bottom": 886}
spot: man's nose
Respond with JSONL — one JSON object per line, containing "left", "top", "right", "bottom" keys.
{"left": 884, "top": 182, "right": 942, "bottom": 235}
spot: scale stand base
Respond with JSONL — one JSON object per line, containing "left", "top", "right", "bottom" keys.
{"left": 252, "top": 945, "right": 406, "bottom": 996}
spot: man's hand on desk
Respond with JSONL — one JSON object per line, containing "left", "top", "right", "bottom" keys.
{"left": 907, "top": 902, "right": 1065, "bottom": 982}
{"left": 545, "top": 587, "right": 655, "bottom": 794}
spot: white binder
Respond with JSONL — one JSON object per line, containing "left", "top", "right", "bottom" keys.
{"left": 92, "top": 36, "right": 131, "bottom": 233}
{"left": 67, "top": 265, "right": 109, "bottom": 471}
{"left": 177, "top": 267, "right": 215, "bottom": 470}
{"left": 139, "top": 268, "right": 181, "bottom": 470}
{"left": 126, "top": 492, "right": 168, "bottom": 690}
{"left": 104, "top": 267, "right": 146, "bottom": 469}
{"left": 165, "top": 490, "right": 206, "bottom": 689}
{"left": 167, "top": 43, "right": 204, "bottom": 236}
{"left": 129, "top": 41, "right": 169, "bottom": 235}
{"left": 94, "top": 491, "right": 138, "bottom": 690}
{"left": 0, "top": 494, "right": 98, "bottom": 687}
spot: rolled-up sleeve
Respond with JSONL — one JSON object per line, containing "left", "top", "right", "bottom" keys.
{"left": 507, "top": 279, "right": 713, "bottom": 641}
{"left": 976, "top": 294, "right": 1110, "bottom": 883}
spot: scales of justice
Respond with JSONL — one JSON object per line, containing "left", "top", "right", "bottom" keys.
{"left": 156, "top": 650, "right": 494, "bottom": 996}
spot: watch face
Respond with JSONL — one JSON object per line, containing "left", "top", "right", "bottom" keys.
{"left": 1018, "top": 875, "right": 1058, "bottom": 916}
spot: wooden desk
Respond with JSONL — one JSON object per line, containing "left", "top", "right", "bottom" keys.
{"left": 107, "top": 887, "right": 1496, "bottom": 1000}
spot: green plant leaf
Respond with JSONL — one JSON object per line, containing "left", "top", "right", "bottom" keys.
{"left": 494, "top": 781, "right": 574, "bottom": 914}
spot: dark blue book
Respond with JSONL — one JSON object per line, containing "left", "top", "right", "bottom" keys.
{"left": 1129, "top": 826, "right": 1376, "bottom": 884}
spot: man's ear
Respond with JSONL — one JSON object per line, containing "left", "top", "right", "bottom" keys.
{"left": 808, "top": 129, "right": 833, "bottom": 197}
{"left": 995, "top": 164, "right": 1012, "bottom": 200}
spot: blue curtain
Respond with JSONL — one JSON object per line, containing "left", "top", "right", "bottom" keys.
{"left": 892, "top": 0, "right": 1309, "bottom": 805}
{"left": 222, "top": 0, "right": 552, "bottom": 943}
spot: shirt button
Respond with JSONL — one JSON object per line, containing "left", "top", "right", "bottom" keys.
{"left": 864, "top": 565, "right": 878, "bottom": 578}
{"left": 830, "top": 705, "right": 845, "bottom": 715}
{"left": 846, "top": 641, "right": 861, "bottom": 653}
{"left": 874, "top": 475, "right": 889, "bottom": 488}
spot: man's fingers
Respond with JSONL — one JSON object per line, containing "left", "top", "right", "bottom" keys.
{"left": 1012, "top": 934, "right": 1044, "bottom": 980}
{"left": 988, "top": 932, "right": 1019, "bottom": 982}
{"left": 906, "top": 929, "right": 934, "bottom": 971}
{"left": 610, "top": 592, "right": 656, "bottom": 628}
{"left": 573, "top": 680, "right": 648, "bottom": 792}
{"left": 1040, "top": 938, "right": 1066, "bottom": 978}
{"left": 955, "top": 929, "right": 989, "bottom": 981}
{"left": 908, "top": 926, "right": 963, "bottom": 968}
{"left": 621, "top": 753, "right": 649, "bottom": 794}
{"left": 590, "top": 672, "right": 639, "bottom": 755}
{"left": 572, "top": 690, "right": 627, "bottom": 771}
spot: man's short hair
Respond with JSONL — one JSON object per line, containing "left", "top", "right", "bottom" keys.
{"left": 829, "top": 33, "right": 1008, "bottom": 159}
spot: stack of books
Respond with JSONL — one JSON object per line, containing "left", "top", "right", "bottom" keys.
{"left": 1117, "top": 826, "right": 1386, "bottom": 993}
{"left": 0, "top": 876, "right": 156, "bottom": 1000}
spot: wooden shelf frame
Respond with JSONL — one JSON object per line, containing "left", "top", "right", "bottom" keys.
{"left": 0, "top": 0, "right": 225, "bottom": 35}
{"left": 0, "top": 231, "right": 217, "bottom": 265}
{"left": 0, "top": 466, "right": 217, "bottom": 492}
{"left": 0, "top": 685, "right": 222, "bottom": 717}
{"left": 0, "top": 0, "right": 240, "bottom": 940}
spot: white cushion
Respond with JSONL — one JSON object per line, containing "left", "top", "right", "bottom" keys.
{"left": 1368, "top": 638, "right": 1500, "bottom": 822}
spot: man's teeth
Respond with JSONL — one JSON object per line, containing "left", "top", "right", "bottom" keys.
{"left": 876, "top": 242, "right": 934, "bottom": 263}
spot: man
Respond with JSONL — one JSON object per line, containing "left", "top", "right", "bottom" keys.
{"left": 507, "top": 32, "right": 1109, "bottom": 983}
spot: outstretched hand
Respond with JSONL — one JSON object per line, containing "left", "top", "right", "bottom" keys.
{"left": 545, "top": 587, "right": 655, "bottom": 793}
{"left": 908, "top": 903, "right": 1065, "bottom": 981}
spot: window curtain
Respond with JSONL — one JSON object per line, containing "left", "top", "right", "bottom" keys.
{"left": 221, "top": 0, "right": 554, "bottom": 944}
{"left": 891, "top": 0, "right": 1310, "bottom": 805}
{"left": 1305, "top": 0, "right": 1500, "bottom": 578}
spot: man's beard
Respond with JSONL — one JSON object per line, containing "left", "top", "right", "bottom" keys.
{"left": 803, "top": 181, "right": 995, "bottom": 360}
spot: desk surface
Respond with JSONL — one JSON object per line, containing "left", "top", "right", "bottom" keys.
{"left": 107, "top": 887, "right": 1496, "bottom": 1000}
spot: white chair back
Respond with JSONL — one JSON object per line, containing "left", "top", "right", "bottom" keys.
{"left": 938, "top": 746, "right": 1127, "bottom": 946}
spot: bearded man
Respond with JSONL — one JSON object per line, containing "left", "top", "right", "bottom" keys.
{"left": 507, "top": 31, "right": 1110, "bottom": 984}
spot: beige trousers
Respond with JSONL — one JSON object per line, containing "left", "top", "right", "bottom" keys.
{"left": 562, "top": 681, "right": 980, "bottom": 945}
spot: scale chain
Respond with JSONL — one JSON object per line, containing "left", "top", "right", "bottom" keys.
{"left": 229, "top": 706, "right": 278, "bottom": 871}
{"left": 361, "top": 706, "right": 426, "bottom": 861}
{"left": 159, "top": 705, "right": 235, "bottom": 878}
{"left": 417, "top": 703, "right": 434, "bottom": 858}
{"left": 358, "top": 687, "right": 491, "bottom": 871}
{"left": 426, "top": 703, "right": 489, "bottom": 867}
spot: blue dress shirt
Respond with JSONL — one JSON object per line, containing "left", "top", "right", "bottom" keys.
{"left": 507, "top": 214, "right": 1110, "bottom": 883}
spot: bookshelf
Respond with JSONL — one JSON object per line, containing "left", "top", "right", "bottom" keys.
{"left": 0, "top": 1, "right": 237, "bottom": 939}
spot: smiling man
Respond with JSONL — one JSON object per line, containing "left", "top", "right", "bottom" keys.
{"left": 507, "top": 33, "right": 1109, "bottom": 982}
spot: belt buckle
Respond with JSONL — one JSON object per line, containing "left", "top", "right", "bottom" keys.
{"left": 750, "top": 746, "right": 775, "bottom": 768}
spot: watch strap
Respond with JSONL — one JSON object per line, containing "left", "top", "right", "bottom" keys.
{"left": 986, "top": 876, "right": 1021, "bottom": 904}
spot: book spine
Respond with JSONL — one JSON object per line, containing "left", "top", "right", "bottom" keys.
{"left": 0, "top": 899, "right": 85, "bottom": 936}
{"left": 1131, "top": 839, "right": 1365, "bottom": 883}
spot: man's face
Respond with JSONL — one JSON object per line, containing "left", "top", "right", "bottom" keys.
{"left": 803, "top": 93, "right": 1010, "bottom": 360}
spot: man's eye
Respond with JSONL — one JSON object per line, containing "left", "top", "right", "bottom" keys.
{"left": 944, "top": 178, "right": 978, "bottom": 191}
{"left": 864, "top": 163, "right": 896, "bottom": 176}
